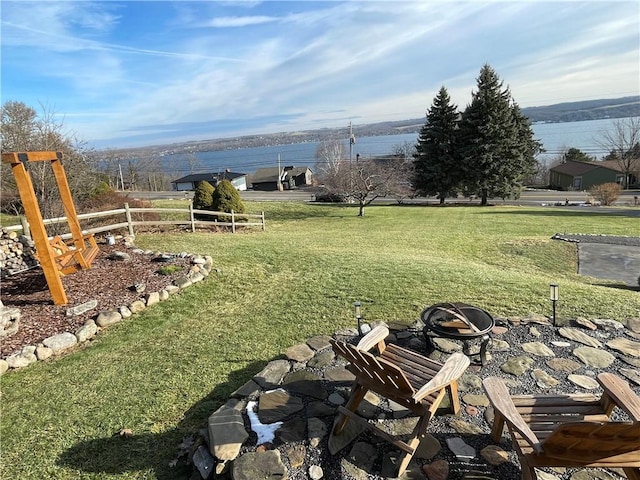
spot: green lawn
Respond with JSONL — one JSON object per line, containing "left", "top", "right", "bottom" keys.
{"left": 1, "top": 203, "right": 638, "bottom": 479}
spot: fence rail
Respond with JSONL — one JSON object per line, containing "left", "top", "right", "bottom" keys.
{"left": 4, "top": 203, "right": 265, "bottom": 238}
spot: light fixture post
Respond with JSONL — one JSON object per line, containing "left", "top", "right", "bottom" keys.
{"left": 354, "top": 301, "right": 363, "bottom": 336}
{"left": 549, "top": 284, "right": 559, "bottom": 326}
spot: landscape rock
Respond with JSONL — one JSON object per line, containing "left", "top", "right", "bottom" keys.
{"left": 144, "top": 291, "right": 160, "bottom": 306}
{"left": 423, "top": 459, "right": 449, "bottom": 480}
{"left": 42, "top": 332, "right": 77, "bottom": 354}
{"left": 605, "top": 337, "right": 640, "bottom": 357}
{"left": 208, "top": 399, "right": 248, "bottom": 461}
{"left": 6, "top": 351, "right": 37, "bottom": 368}
{"left": 285, "top": 343, "right": 315, "bottom": 362}
{"left": 521, "top": 341, "right": 555, "bottom": 357}
{"left": 573, "top": 346, "right": 615, "bottom": 368}
{"left": 66, "top": 299, "right": 98, "bottom": 317}
{"left": 35, "top": 345, "right": 53, "bottom": 360}
{"left": 232, "top": 450, "right": 288, "bottom": 480}
{"left": 480, "top": 445, "right": 509, "bottom": 465}
{"left": 446, "top": 437, "right": 476, "bottom": 461}
{"left": 558, "top": 327, "right": 602, "bottom": 348}
{"left": 192, "top": 445, "right": 214, "bottom": 479}
{"left": 128, "top": 300, "right": 146, "bottom": 313}
{"left": 96, "top": 310, "right": 122, "bottom": 327}
{"left": 501, "top": 355, "right": 534, "bottom": 376}
{"left": 253, "top": 360, "right": 291, "bottom": 389}
{"left": 567, "top": 374, "right": 600, "bottom": 389}
{"left": 75, "top": 319, "right": 98, "bottom": 343}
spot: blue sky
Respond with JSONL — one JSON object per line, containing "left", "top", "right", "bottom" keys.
{"left": 2, "top": 1, "right": 639, "bottom": 149}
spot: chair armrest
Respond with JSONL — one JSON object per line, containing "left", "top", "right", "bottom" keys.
{"left": 597, "top": 373, "right": 640, "bottom": 421}
{"left": 356, "top": 325, "right": 389, "bottom": 353}
{"left": 413, "top": 352, "right": 470, "bottom": 402}
{"left": 482, "top": 377, "right": 543, "bottom": 454}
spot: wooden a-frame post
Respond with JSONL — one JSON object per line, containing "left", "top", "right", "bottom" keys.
{"left": 1, "top": 151, "right": 93, "bottom": 305}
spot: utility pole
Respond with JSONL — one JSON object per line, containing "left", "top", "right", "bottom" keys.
{"left": 277, "top": 154, "right": 283, "bottom": 191}
{"left": 349, "top": 121, "right": 356, "bottom": 162}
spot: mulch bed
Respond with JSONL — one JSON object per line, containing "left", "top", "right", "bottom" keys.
{"left": 1, "top": 243, "right": 192, "bottom": 358}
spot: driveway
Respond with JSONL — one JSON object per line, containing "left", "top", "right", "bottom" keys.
{"left": 554, "top": 234, "right": 640, "bottom": 287}
{"left": 578, "top": 243, "right": 640, "bottom": 287}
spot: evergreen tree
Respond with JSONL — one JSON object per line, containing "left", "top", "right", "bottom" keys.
{"left": 412, "top": 86, "right": 460, "bottom": 204}
{"left": 211, "top": 179, "right": 245, "bottom": 222}
{"left": 193, "top": 181, "right": 214, "bottom": 210}
{"left": 562, "top": 147, "right": 594, "bottom": 163}
{"left": 458, "top": 65, "right": 541, "bottom": 205}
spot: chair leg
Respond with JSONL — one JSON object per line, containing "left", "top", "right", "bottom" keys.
{"left": 521, "top": 462, "right": 536, "bottom": 480}
{"left": 624, "top": 468, "right": 640, "bottom": 480}
{"left": 490, "top": 409, "right": 506, "bottom": 442}
{"left": 333, "top": 383, "right": 368, "bottom": 435}
{"left": 395, "top": 410, "right": 435, "bottom": 476}
{"left": 448, "top": 381, "right": 461, "bottom": 415}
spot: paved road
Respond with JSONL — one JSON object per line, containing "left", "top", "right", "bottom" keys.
{"left": 131, "top": 189, "right": 640, "bottom": 205}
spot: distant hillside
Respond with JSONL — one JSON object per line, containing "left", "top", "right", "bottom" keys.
{"left": 521, "top": 96, "right": 640, "bottom": 123}
{"left": 112, "top": 96, "right": 639, "bottom": 156}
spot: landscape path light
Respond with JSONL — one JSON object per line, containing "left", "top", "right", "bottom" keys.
{"left": 354, "top": 301, "right": 363, "bottom": 336}
{"left": 549, "top": 284, "right": 559, "bottom": 326}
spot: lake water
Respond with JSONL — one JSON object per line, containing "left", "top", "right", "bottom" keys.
{"left": 162, "top": 118, "right": 620, "bottom": 176}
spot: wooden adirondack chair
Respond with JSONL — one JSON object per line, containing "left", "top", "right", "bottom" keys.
{"left": 482, "top": 373, "right": 640, "bottom": 480}
{"left": 330, "top": 325, "right": 470, "bottom": 476}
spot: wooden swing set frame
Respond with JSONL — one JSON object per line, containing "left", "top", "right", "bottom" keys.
{"left": 2, "top": 151, "right": 99, "bottom": 305}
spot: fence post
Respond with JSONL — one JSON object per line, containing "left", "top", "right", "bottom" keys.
{"left": 20, "top": 216, "right": 31, "bottom": 238}
{"left": 124, "top": 203, "right": 135, "bottom": 236}
{"left": 231, "top": 210, "right": 236, "bottom": 233}
{"left": 261, "top": 211, "right": 265, "bottom": 231}
{"left": 189, "top": 200, "right": 195, "bottom": 232}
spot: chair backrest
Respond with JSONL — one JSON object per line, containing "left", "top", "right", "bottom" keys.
{"left": 543, "top": 422, "right": 640, "bottom": 463}
{"left": 331, "top": 340, "right": 415, "bottom": 398}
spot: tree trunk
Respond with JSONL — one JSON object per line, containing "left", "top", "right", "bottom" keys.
{"left": 481, "top": 188, "right": 488, "bottom": 206}
{"left": 358, "top": 201, "right": 365, "bottom": 216}
{"left": 439, "top": 195, "right": 445, "bottom": 205}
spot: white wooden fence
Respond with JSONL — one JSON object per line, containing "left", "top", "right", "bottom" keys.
{"left": 4, "top": 202, "right": 265, "bottom": 239}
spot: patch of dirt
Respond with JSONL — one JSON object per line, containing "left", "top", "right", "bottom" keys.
{"left": 1, "top": 243, "right": 192, "bottom": 359}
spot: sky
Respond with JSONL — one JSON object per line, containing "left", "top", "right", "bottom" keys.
{"left": 2, "top": 1, "right": 639, "bottom": 149}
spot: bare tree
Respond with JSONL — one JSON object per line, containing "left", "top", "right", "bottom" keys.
{"left": 596, "top": 117, "right": 640, "bottom": 188}
{"left": 1, "top": 101, "right": 99, "bottom": 221}
{"left": 321, "top": 155, "right": 412, "bottom": 216}
{"left": 315, "top": 139, "right": 345, "bottom": 185}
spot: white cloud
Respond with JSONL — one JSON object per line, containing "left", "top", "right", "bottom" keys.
{"left": 205, "top": 15, "right": 279, "bottom": 28}
{"left": 3, "top": 0, "right": 638, "bottom": 147}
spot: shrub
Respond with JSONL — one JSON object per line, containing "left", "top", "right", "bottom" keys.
{"left": 193, "top": 181, "right": 215, "bottom": 221}
{"left": 157, "top": 265, "right": 182, "bottom": 275}
{"left": 211, "top": 180, "right": 245, "bottom": 222}
{"left": 588, "top": 182, "right": 622, "bottom": 206}
{"left": 193, "top": 181, "right": 214, "bottom": 210}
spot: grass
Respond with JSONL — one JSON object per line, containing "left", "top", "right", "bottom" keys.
{"left": 1, "top": 203, "right": 639, "bottom": 479}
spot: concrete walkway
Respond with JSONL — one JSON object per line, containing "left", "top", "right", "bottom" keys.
{"left": 579, "top": 243, "right": 640, "bottom": 287}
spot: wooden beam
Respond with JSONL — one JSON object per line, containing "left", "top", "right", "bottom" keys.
{"left": 9, "top": 159, "right": 67, "bottom": 304}
{"left": 1, "top": 151, "right": 61, "bottom": 164}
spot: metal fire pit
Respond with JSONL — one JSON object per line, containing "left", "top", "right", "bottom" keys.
{"left": 421, "top": 302, "right": 495, "bottom": 366}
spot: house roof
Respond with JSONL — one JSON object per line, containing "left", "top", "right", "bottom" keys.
{"left": 550, "top": 160, "right": 623, "bottom": 176}
{"left": 172, "top": 171, "right": 246, "bottom": 184}
{"left": 251, "top": 166, "right": 311, "bottom": 184}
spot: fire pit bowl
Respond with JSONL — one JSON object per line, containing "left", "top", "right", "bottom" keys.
{"left": 421, "top": 302, "right": 495, "bottom": 365}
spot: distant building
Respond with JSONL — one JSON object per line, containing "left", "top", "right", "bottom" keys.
{"left": 172, "top": 171, "right": 248, "bottom": 191}
{"left": 251, "top": 166, "right": 313, "bottom": 191}
{"left": 549, "top": 160, "right": 631, "bottom": 190}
